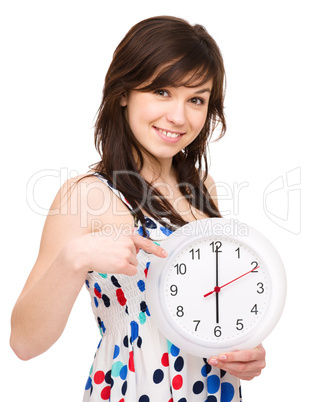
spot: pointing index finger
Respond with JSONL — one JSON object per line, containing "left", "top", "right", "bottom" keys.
{"left": 132, "top": 233, "right": 168, "bottom": 258}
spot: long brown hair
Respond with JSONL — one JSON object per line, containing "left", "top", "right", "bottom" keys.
{"left": 87, "top": 16, "right": 226, "bottom": 230}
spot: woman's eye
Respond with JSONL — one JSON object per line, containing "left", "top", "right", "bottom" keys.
{"left": 190, "top": 97, "right": 204, "bottom": 105}
{"left": 155, "top": 89, "right": 169, "bottom": 97}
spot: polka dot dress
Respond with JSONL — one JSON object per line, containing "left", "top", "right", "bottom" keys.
{"left": 83, "top": 174, "right": 242, "bottom": 401}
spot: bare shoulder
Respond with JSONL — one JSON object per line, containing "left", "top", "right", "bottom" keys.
{"left": 46, "top": 172, "right": 134, "bottom": 235}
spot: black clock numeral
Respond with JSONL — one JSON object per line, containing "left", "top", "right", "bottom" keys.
{"left": 193, "top": 320, "right": 201, "bottom": 331}
{"left": 257, "top": 282, "right": 265, "bottom": 294}
{"left": 189, "top": 248, "right": 200, "bottom": 260}
{"left": 170, "top": 285, "right": 178, "bottom": 296}
{"left": 176, "top": 306, "right": 184, "bottom": 317}
{"left": 214, "top": 325, "right": 222, "bottom": 337}
{"left": 174, "top": 263, "right": 187, "bottom": 275}
{"left": 251, "top": 261, "right": 259, "bottom": 273}
{"left": 251, "top": 304, "right": 258, "bottom": 315}
{"left": 210, "top": 241, "right": 222, "bottom": 253}
{"left": 236, "top": 319, "right": 244, "bottom": 331}
{"left": 235, "top": 247, "right": 241, "bottom": 259}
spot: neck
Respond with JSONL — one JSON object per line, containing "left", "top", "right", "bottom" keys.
{"left": 141, "top": 158, "right": 176, "bottom": 184}
{"left": 133, "top": 149, "right": 176, "bottom": 184}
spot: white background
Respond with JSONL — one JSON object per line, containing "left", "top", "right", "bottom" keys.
{"left": 1, "top": 0, "right": 326, "bottom": 400}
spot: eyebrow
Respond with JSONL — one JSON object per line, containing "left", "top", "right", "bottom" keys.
{"left": 194, "top": 88, "right": 212, "bottom": 95}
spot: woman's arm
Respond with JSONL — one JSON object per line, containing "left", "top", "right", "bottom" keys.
{"left": 10, "top": 175, "right": 166, "bottom": 360}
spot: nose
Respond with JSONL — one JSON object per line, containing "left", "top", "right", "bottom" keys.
{"left": 166, "top": 101, "right": 187, "bottom": 127}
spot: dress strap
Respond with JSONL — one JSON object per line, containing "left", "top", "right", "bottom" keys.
{"left": 93, "top": 172, "right": 138, "bottom": 226}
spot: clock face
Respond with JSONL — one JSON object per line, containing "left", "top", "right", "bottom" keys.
{"left": 146, "top": 218, "right": 286, "bottom": 357}
{"left": 163, "top": 236, "right": 270, "bottom": 347}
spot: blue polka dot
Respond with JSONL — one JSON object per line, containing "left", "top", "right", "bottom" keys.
{"left": 137, "top": 336, "right": 143, "bottom": 348}
{"left": 111, "top": 276, "right": 121, "bottom": 288}
{"left": 160, "top": 226, "right": 173, "bottom": 236}
{"left": 174, "top": 356, "right": 184, "bottom": 372}
{"left": 94, "top": 297, "right": 98, "bottom": 308}
{"left": 145, "top": 217, "right": 157, "bottom": 228}
{"left": 221, "top": 382, "right": 235, "bottom": 402}
{"left": 94, "top": 283, "right": 101, "bottom": 293}
{"left": 85, "top": 376, "right": 92, "bottom": 390}
{"left": 123, "top": 335, "right": 129, "bottom": 347}
{"left": 85, "top": 280, "right": 90, "bottom": 288}
{"left": 102, "top": 294, "right": 110, "bottom": 307}
{"left": 146, "top": 261, "right": 151, "bottom": 269}
{"left": 137, "top": 280, "right": 146, "bottom": 292}
{"left": 120, "top": 364, "right": 128, "bottom": 380}
{"left": 122, "top": 380, "right": 127, "bottom": 395}
{"left": 193, "top": 380, "right": 204, "bottom": 394}
{"left": 153, "top": 369, "right": 164, "bottom": 384}
{"left": 113, "top": 345, "right": 120, "bottom": 359}
{"left": 137, "top": 226, "right": 150, "bottom": 237}
{"left": 139, "top": 396, "right": 150, "bottom": 402}
{"left": 201, "top": 362, "right": 212, "bottom": 377}
{"left": 207, "top": 374, "right": 220, "bottom": 394}
{"left": 140, "top": 301, "right": 147, "bottom": 312}
{"left": 105, "top": 370, "right": 112, "bottom": 385}
{"left": 170, "top": 344, "right": 180, "bottom": 357}
{"left": 130, "top": 320, "right": 139, "bottom": 343}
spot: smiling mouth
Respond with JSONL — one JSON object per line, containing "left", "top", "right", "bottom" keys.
{"left": 155, "top": 127, "right": 185, "bottom": 139}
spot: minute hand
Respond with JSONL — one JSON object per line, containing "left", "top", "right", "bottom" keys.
{"left": 203, "top": 265, "right": 261, "bottom": 298}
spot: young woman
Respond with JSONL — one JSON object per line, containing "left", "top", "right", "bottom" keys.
{"left": 10, "top": 16, "right": 266, "bottom": 401}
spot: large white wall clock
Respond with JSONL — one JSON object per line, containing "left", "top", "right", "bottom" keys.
{"left": 146, "top": 218, "right": 287, "bottom": 357}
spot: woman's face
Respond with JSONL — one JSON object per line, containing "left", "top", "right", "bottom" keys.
{"left": 121, "top": 78, "right": 213, "bottom": 165}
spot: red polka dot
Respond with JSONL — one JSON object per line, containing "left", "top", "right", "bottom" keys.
{"left": 172, "top": 374, "right": 183, "bottom": 390}
{"left": 94, "top": 370, "right": 105, "bottom": 384}
{"left": 161, "top": 353, "right": 169, "bottom": 367}
{"left": 129, "top": 350, "right": 135, "bottom": 372}
{"left": 94, "top": 289, "right": 102, "bottom": 298}
{"left": 168, "top": 399, "right": 173, "bottom": 402}
{"left": 144, "top": 268, "right": 148, "bottom": 278}
{"left": 116, "top": 289, "right": 127, "bottom": 306}
{"left": 101, "top": 386, "right": 111, "bottom": 400}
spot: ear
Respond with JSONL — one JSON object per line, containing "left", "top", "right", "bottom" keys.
{"left": 120, "top": 93, "right": 128, "bottom": 107}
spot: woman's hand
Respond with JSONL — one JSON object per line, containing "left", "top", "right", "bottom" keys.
{"left": 208, "top": 344, "right": 266, "bottom": 381}
{"left": 69, "top": 230, "right": 167, "bottom": 277}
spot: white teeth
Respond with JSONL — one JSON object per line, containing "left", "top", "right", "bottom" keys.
{"left": 158, "top": 128, "right": 181, "bottom": 138}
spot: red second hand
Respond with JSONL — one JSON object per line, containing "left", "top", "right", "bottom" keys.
{"left": 203, "top": 265, "right": 261, "bottom": 298}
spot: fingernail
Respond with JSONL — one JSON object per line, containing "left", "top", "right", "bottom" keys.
{"left": 208, "top": 358, "right": 218, "bottom": 366}
{"left": 161, "top": 249, "right": 168, "bottom": 257}
{"left": 218, "top": 354, "right": 227, "bottom": 361}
